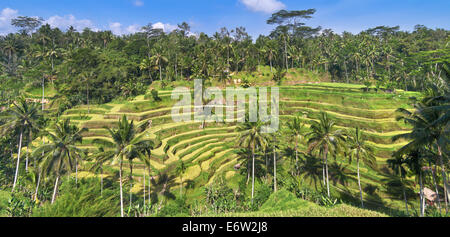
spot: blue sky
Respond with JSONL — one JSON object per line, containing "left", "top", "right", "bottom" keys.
{"left": 1, "top": 0, "right": 449, "bottom": 37}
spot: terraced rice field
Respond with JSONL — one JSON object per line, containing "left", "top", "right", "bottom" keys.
{"left": 57, "top": 83, "right": 419, "bottom": 207}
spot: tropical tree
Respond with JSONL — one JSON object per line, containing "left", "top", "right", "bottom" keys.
{"left": 307, "top": 112, "right": 345, "bottom": 197}
{"left": 151, "top": 45, "right": 168, "bottom": 81}
{"left": 92, "top": 115, "right": 153, "bottom": 217}
{"left": 0, "top": 98, "right": 41, "bottom": 192}
{"left": 236, "top": 121, "right": 269, "bottom": 203}
{"left": 347, "top": 127, "right": 376, "bottom": 208}
{"left": 31, "top": 118, "right": 86, "bottom": 203}
{"left": 394, "top": 98, "right": 449, "bottom": 213}
{"left": 175, "top": 160, "right": 187, "bottom": 196}
{"left": 287, "top": 116, "right": 306, "bottom": 174}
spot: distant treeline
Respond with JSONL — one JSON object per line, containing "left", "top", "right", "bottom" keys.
{"left": 0, "top": 10, "right": 449, "bottom": 107}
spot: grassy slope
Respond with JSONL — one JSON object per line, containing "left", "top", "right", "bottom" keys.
{"left": 0, "top": 190, "right": 10, "bottom": 217}
{"left": 203, "top": 190, "right": 388, "bottom": 217}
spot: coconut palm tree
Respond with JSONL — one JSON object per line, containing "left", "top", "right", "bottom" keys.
{"left": 151, "top": 45, "right": 168, "bottom": 81}
{"left": 347, "top": 127, "right": 376, "bottom": 208}
{"left": 307, "top": 112, "right": 345, "bottom": 197}
{"left": 32, "top": 118, "right": 87, "bottom": 203}
{"left": 236, "top": 121, "right": 269, "bottom": 203}
{"left": 287, "top": 117, "right": 306, "bottom": 174}
{"left": 175, "top": 160, "right": 187, "bottom": 196}
{"left": 92, "top": 115, "right": 153, "bottom": 217}
{"left": 80, "top": 71, "right": 95, "bottom": 114}
{"left": 0, "top": 98, "right": 42, "bottom": 192}
{"left": 394, "top": 99, "right": 449, "bottom": 213}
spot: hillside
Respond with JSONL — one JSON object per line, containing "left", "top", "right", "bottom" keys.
{"left": 31, "top": 74, "right": 420, "bottom": 214}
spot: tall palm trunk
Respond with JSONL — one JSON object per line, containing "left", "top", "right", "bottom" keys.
{"left": 273, "top": 147, "right": 277, "bottom": 192}
{"left": 51, "top": 175, "right": 60, "bottom": 204}
{"left": 324, "top": 145, "right": 330, "bottom": 197}
{"left": 12, "top": 130, "right": 23, "bottom": 192}
{"left": 119, "top": 160, "right": 124, "bottom": 217}
{"left": 325, "top": 155, "right": 330, "bottom": 198}
{"left": 25, "top": 140, "right": 29, "bottom": 172}
{"left": 357, "top": 155, "right": 364, "bottom": 208}
{"left": 344, "top": 61, "right": 349, "bottom": 84}
{"left": 322, "top": 161, "right": 326, "bottom": 186}
{"left": 129, "top": 161, "right": 133, "bottom": 209}
{"left": 269, "top": 53, "right": 273, "bottom": 72}
{"left": 251, "top": 145, "right": 255, "bottom": 204}
{"left": 419, "top": 171, "right": 424, "bottom": 217}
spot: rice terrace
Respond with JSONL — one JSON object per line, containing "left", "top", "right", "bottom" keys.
{"left": 0, "top": 0, "right": 449, "bottom": 220}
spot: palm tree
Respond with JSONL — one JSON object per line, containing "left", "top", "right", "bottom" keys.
{"left": 347, "top": 127, "right": 376, "bottom": 208}
{"left": 0, "top": 98, "right": 41, "bottom": 192}
{"left": 32, "top": 118, "right": 87, "bottom": 203}
{"left": 287, "top": 117, "right": 306, "bottom": 174}
{"left": 93, "top": 115, "right": 153, "bottom": 217}
{"left": 236, "top": 121, "right": 269, "bottom": 203}
{"left": 139, "top": 58, "right": 155, "bottom": 82}
{"left": 151, "top": 45, "right": 168, "bottom": 81}
{"left": 175, "top": 160, "right": 187, "bottom": 196}
{"left": 270, "top": 130, "right": 282, "bottom": 192}
{"left": 307, "top": 112, "right": 345, "bottom": 197}
{"left": 394, "top": 100, "right": 449, "bottom": 213}
{"left": 81, "top": 71, "right": 95, "bottom": 114}
{"left": 262, "top": 40, "right": 277, "bottom": 72}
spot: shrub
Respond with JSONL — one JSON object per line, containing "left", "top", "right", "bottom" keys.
{"left": 150, "top": 89, "right": 162, "bottom": 102}
{"left": 157, "top": 197, "right": 190, "bottom": 217}
{"left": 204, "top": 176, "right": 240, "bottom": 213}
{"left": 252, "top": 182, "right": 273, "bottom": 210}
{"left": 32, "top": 178, "right": 120, "bottom": 217}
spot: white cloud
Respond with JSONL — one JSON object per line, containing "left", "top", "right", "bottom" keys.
{"left": 152, "top": 22, "right": 178, "bottom": 32}
{"left": 240, "top": 0, "right": 285, "bottom": 14}
{"left": 1, "top": 7, "right": 182, "bottom": 37}
{"left": 0, "top": 8, "right": 19, "bottom": 35}
{"left": 133, "top": 0, "right": 144, "bottom": 7}
{"left": 109, "top": 22, "right": 125, "bottom": 35}
{"left": 109, "top": 22, "right": 144, "bottom": 35}
{"left": 109, "top": 21, "right": 179, "bottom": 35}
{"left": 45, "top": 14, "right": 99, "bottom": 32}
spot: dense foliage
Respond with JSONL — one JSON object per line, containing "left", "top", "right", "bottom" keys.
{"left": 1, "top": 10, "right": 449, "bottom": 109}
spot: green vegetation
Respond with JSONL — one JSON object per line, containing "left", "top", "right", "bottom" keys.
{"left": 0, "top": 8, "right": 448, "bottom": 218}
